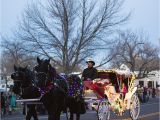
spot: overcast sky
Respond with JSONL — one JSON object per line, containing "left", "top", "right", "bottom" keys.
{"left": 0, "top": 0, "right": 159, "bottom": 46}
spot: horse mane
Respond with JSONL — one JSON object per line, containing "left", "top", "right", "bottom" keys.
{"left": 48, "top": 64, "right": 58, "bottom": 81}
{"left": 48, "top": 64, "right": 67, "bottom": 81}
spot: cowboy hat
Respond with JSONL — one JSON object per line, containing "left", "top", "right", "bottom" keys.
{"left": 86, "top": 58, "right": 95, "bottom": 65}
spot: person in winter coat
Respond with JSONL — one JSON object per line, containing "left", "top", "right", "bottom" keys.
{"left": 1, "top": 92, "right": 6, "bottom": 115}
{"left": 82, "top": 59, "right": 98, "bottom": 81}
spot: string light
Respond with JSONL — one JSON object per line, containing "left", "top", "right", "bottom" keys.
{"left": 68, "top": 76, "right": 83, "bottom": 98}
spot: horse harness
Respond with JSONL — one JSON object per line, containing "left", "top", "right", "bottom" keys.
{"left": 34, "top": 65, "right": 67, "bottom": 98}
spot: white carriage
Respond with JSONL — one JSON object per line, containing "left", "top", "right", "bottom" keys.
{"left": 84, "top": 69, "right": 140, "bottom": 120}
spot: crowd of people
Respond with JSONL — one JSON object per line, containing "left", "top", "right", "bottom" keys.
{"left": 1, "top": 91, "right": 16, "bottom": 116}
{"left": 137, "top": 86, "right": 158, "bottom": 103}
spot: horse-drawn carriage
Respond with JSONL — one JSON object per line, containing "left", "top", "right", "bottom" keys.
{"left": 11, "top": 57, "right": 140, "bottom": 120}
{"left": 84, "top": 69, "right": 140, "bottom": 120}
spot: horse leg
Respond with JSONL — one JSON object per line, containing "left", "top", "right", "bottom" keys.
{"left": 26, "top": 105, "right": 38, "bottom": 120}
{"left": 26, "top": 115, "right": 31, "bottom": 120}
{"left": 26, "top": 106, "right": 31, "bottom": 120}
{"left": 32, "top": 105, "right": 38, "bottom": 120}
{"left": 56, "top": 110, "right": 61, "bottom": 120}
{"left": 26, "top": 113, "right": 31, "bottom": 120}
{"left": 47, "top": 110, "right": 53, "bottom": 120}
{"left": 70, "top": 112, "right": 73, "bottom": 120}
{"left": 76, "top": 113, "right": 80, "bottom": 120}
{"left": 49, "top": 110, "right": 59, "bottom": 120}
{"left": 48, "top": 114, "right": 54, "bottom": 120}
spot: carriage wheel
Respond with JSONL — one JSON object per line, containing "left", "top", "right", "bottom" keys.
{"left": 97, "top": 99, "right": 110, "bottom": 120}
{"left": 129, "top": 94, "right": 140, "bottom": 120}
{"left": 66, "top": 107, "right": 71, "bottom": 120}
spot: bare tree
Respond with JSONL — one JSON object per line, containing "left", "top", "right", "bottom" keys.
{"left": 15, "top": 0, "right": 130, "bottom": 73}
{"left": 110, "top": 30, "right": 159, "bottom": 78}
{"left": 0, "top": 38, "right": 36, "bottom": 75}
{"left": 135, "top": 43, "right": 160, "bottom": 77}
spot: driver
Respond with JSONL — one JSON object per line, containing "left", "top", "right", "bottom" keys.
{"left": 82, "top": 58, "right": 98, "bottom": 81}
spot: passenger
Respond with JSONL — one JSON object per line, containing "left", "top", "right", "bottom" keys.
{"left": 121, "top": 83, "right": 127, "bottom": 95}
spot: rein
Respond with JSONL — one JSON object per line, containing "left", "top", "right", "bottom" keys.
{"left": 35, "top": 65, "right": 58, "bottom": 98}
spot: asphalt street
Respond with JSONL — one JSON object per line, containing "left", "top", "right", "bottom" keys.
{"left": 1, "top": 98, "right": 159, "bottom": 120}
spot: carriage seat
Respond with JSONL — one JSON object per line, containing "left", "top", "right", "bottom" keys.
{"left": 104, "top": 85, "right": 120, "bottom": 102}
{"left": 105, "top": 85, "right": 116, "bottom": 93}
{"left": 93, "top": 78, "right": 110, "bottom": 85}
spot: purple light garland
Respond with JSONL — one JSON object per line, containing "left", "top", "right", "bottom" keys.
{"left": 68, "top": 78, "right": 83, "bottom": 98}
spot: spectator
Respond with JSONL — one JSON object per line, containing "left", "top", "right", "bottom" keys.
{"left": 156, "top": 87, "right": 159, "bottom": 97}
{"left": 143, "top": 86, "right": 148, "bottom": 103}
{"left": 148, "top": 87, "right": 151, "bottom": 98}
{"left": 10, "top": 92, "right": 16, "bottom": 112}
{"left": 137, "top": 85, "right": 143, "bottom": 102}
{"left": 152, "top": 88, "right": 156, "bottom": 98}
{"left": 121, "top": 83, "right": 127, "bottom": 94}
{"left": 1, "top": 92, "right": 6, "bottom": 115}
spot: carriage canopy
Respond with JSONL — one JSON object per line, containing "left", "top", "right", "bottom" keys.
{"left": 97, "top": 69, "right": 136, "bottom": 81}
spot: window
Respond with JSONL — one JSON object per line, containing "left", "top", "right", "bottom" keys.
{"left": 148, "top": 81, "right": 153, "bottom": 88}
{"left": 139, "top": 81, "right": 144, "bottom": 87}
{"left": 156, "top": 81, "right": 160, "bottom": 88}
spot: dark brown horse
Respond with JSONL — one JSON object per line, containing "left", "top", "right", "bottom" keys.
{"left": 66, "top": 74, "right": 85, "bottom": 120}
{"left": 34, "top": 57, "right": 68, "bottom": 120}
{"left": 11, "top": 65, "right": 41, "bottom": 120}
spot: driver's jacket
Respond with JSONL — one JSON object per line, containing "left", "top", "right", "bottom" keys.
{"left": 82, "top": 67, "right": 98, "bottom": 81}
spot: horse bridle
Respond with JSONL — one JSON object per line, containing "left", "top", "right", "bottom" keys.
{"left": 13, "top": 69, "right": 37, "bottom": 96}
{"left": 34, "top": 64, "right": 52, "bottom": 87}
{"left": 35, "top": 72, "right": 48, "bottom": 87}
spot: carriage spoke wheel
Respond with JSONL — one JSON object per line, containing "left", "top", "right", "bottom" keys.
{"left": 130, "top": 94, "right": 140, "bottom": 120}
{"left": 66, "top": 107, "right": 71, "bottom": 120}
{"left": 97, "top": 99, "right": 110, "bottom": 120}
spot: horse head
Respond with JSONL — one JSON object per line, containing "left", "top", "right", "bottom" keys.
{"left": 11, "top": 65, "right": 40, "bottom": 99}
{"left": 34, "top": 57, "right": 57, "bottom": 88}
